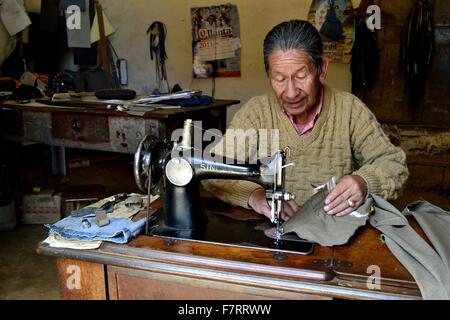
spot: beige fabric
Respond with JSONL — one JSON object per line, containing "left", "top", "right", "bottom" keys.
{"left": 282, "top": 191, "right": 450, "bottom": 299}
{"left": 202, "top": 85, "right": 409, "bottom": 208}
{"left": 281, "top": 187, "right": 372, "bottom": 247}
{"left": 369, "top": 195, "right": 450, "bottom": 300}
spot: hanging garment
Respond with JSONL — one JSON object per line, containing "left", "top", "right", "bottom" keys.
{"left": 59, "top": 0, "right": 86, "bottom": 11}
{"left": 351, "top": 17, "right": 379, "bottom": 100}
{"left": 26, "top": 11, "right": 68, "bottom": 74}
{"left": 73, "top": 0, "right": 97, "bottom": 66}
{"left": 40, "top": 0, "right": 61, "bottom": 33}
{"left": 400, "top": 0, "right": 433, "bottom": 120}
{"left": 66, "top": 0, "right": 91, "bottom": 48}
{"left": 147, "top": 21, "right": 170, "bottom": 93}
{"left": 0, "top": 45, "right": 26, "bottom": 80}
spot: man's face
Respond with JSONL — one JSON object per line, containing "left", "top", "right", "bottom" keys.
{"left": 268, "top": 49, "right": 328, "bottom": 117}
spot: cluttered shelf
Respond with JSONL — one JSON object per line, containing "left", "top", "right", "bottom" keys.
{"left": 36, "top": 196, "right": 422, "bottom": 300}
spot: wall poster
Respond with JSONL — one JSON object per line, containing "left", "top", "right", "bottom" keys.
{"left": 308, "top": 0, "right": 355, "bottom": 64}
{"left": 191, "top": 4, "right": 241, "bottom": 78}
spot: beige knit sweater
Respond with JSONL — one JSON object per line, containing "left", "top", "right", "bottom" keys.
{"left": 202, "top": 85, "right": 409, "bottom": 208}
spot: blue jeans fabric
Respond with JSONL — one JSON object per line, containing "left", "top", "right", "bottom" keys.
{"left": 46, "top": 216, "right": 146, "bottom": 244}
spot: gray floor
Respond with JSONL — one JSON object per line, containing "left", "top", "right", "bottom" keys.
{"left": 0, "top": 225, "right": 60, "bottom": 300}
{"left": 0, "top": 157, "right": 137, "bottom": 300}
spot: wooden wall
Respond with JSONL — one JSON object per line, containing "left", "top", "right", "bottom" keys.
{"left": 366, "top": 0, "right": 450, "bottom": 127}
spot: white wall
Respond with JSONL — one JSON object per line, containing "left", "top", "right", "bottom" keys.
{"left": 101, "top": 0, "right": 352, "bottom": 122}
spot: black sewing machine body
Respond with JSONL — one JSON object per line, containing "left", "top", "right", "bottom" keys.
{"left": 166, "top": 155, "right": 275, "bottom": 228}
{"left": 134, "top": 120, "right": 314, "bottom": 254}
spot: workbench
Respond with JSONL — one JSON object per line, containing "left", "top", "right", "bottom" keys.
{"left": 36, "top": 198, "right": 423, "bottom": 300}
{"left": 0, "top": 99, "right": 239, "bottom": 154}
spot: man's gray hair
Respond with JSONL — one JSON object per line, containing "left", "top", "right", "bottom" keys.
{"left": 263, "top": 20, "right": 324, "bottom": 74}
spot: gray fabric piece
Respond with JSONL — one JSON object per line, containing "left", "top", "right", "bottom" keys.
{"left": 381, "top": 236, "right": 449, "bottom": 300}
{"left": 281, "top": 187, "right": 450, "bottom": 299}
{"left": 65, "top": 0, "right": 91, "bottom": 48}
{"left": 405, "top": 201, "right": 450, "bottom": 275}
{"left": 370, "top": 194, "right": 450, "bottom": 300}
{"left": 281, "top": 188, "right": 370, "bottom": 247}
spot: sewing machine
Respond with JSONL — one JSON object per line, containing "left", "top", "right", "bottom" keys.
{"left": 134, "top": 119, "right": 314, "bottom": 254}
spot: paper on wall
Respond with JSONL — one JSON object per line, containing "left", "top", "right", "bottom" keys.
{"left": 90, "top": 9, "right": 115, "bottom": 44}
{"left": 196, "top": 37, "right": 236, "bottom": 61}
{"left": 230, "top": 37, "right": 241, "bottom": 50}
{"left": 0, "top": 0, "right": 31, "bottom": 36}
{"left": 351, "top": 0, "right": 362, "bottom": 9}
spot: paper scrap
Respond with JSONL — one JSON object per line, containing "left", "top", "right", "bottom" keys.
{"left": 87, "top": 193, "right": 160, "bottom": 219}
{"left": 44, "top": 233, "right": 102, "bottom": 250}
{"left": 0, "top": 0, "right": 31, "bottom": 36}
{"left": 90, "top": 9, "right": 115, "bottom": 44}
{"left": 230, "top": 37, "right": 241, "bottom": 50}
{"left": 196, "top": 37, "right": 236, "bottom": 61}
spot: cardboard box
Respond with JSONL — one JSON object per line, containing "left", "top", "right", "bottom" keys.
{"left": 22, "top": 190, "right": 61, "bottom": 224}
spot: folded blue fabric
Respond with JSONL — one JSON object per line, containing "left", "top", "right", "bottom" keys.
{"left": 46, "top": 216, "right": 146, "bottom": 244}
{"left": 162, "top": 95, "right": 213, "bottom": 107}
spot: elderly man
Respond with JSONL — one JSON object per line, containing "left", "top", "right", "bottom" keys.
{"left": 203, "top": 20, "right": 408, "bottom": 220}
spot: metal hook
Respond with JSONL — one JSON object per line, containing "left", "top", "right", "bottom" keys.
{"left": 283, "top": 146, "right": 292, "bottom": 159}
{"left": 282, "top": 163, "right": 295, "bottom": 169}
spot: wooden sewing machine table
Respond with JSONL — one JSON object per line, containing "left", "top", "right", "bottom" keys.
{"left": 36, "top": 198, "right": 422, "bottom": 300}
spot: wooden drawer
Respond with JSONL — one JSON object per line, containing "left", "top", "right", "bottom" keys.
{"left": 106, "top": 266, "right": 326, "bottom": 300}
{"left": 52, "top": 113, "right": 109, "bottom": 143}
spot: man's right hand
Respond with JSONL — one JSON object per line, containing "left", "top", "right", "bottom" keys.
{"left": 248, "top": 188, "right": 299, "bottom": 221}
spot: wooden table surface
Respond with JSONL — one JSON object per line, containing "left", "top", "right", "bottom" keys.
{"left": 37, "top": 198, "right": 423, "bottom": 300}
{"left": 0, "top": 99, "right": 240, "bottom": 119}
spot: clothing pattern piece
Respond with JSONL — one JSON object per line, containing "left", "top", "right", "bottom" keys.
{"left": 282, "top": 187, "right": 370, "bottom": 247}
{"left": 282, "top": 188, "right": 450, "bottom": 300}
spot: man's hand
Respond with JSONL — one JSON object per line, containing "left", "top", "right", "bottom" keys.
{"left": 248, "top": 188, "right": 299, "bottom": 221}
{"left": 324, "top": 175, "right": 367, "bottom": 217}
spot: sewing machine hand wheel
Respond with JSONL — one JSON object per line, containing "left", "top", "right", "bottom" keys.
{"left": 134, "top": 135, "right": 169, "bottom": 195}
